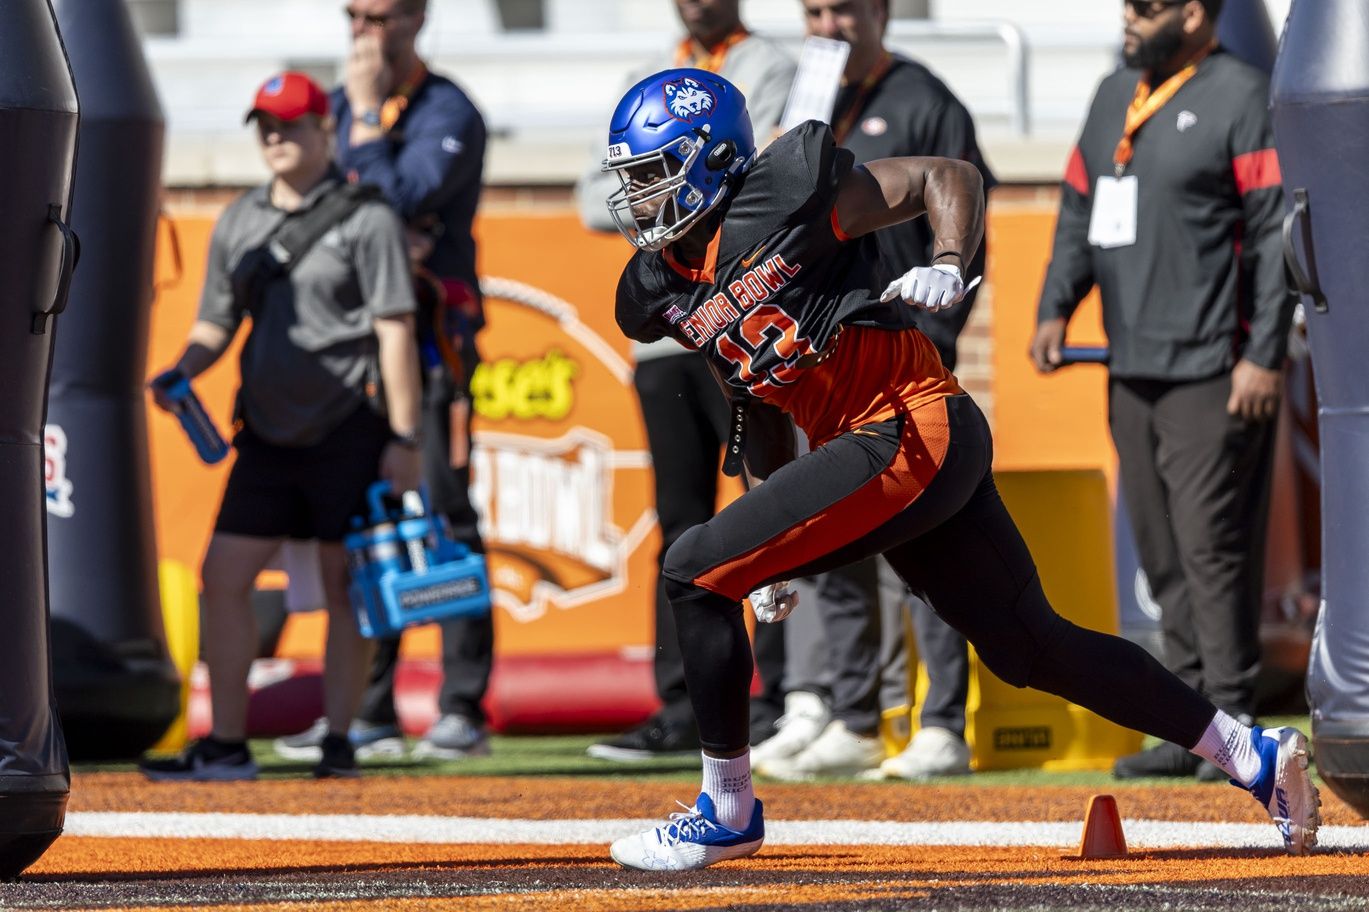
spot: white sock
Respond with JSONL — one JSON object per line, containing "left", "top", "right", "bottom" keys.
{"left": 1190, "top": 711, "right": 1263, "bottom": 785}
{"left": 701, "top": 751, "right": 755, "bottom": 830}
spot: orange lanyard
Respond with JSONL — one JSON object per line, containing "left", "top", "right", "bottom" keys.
{"left": 380, "top": 61, "right": 429, "bottom": 132}
{"left": 832, "top": 51, "right": 893, "bottom": 144}
{"left": 674, "top": 28, "right": 748, "bottom": 74}
{"left": 1113, "top": 43, "right": 1215, "bottom": 176}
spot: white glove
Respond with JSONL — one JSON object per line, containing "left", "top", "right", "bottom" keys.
{"left": 747, "top": 581, "right": 799, "bottom": 624}
{"left": 879, "top": 263, "right": 982, "bottom": 313}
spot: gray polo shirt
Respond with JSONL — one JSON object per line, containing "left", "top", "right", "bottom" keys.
{"left": 198, "top": 173, "right": 417, "bottom": 446}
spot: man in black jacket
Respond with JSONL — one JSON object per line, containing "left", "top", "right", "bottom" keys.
{"left": 758, "top": 0, "right": 997, "bottom": 783}
{"left": 1032, "top": 0, "right": 1292, "bottom": 779}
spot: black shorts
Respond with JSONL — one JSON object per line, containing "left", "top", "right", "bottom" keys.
{"left": 214, "top": 406, "right": 392, "bottom": 542}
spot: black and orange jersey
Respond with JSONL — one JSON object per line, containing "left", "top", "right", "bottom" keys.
{"left": 615, "top": 121, "right": 959, "bottom": 442}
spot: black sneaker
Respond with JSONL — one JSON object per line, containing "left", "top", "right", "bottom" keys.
{"left": 140, "top": 738, "right": 258, "bottom": 782}
{"left": 1112, "top": 740, "right": 1201, "bottom": 779}
{"left": 586, "top": 716, "right": 701, "bottom": 762}
{"left": 313, "top": 733, "right": 360, "bottom": 779}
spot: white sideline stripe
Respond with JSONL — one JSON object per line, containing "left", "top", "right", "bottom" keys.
{"left": 62, "top": 812, "right": 1369, "bottom": 850}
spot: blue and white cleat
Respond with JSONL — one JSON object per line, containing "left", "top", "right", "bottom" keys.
{"left": 1243, "top": 726, "right": 1321, "bottom": 854}
{"left": 610, "top": 793, "right": 765, "bottom": 871}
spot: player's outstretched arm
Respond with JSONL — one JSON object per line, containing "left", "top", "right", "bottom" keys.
{"left": 833, "top": 157, "right": 984, "bottom": 266}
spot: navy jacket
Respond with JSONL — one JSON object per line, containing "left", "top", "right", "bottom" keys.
{"left": 333, "top": 72, "right": 486, "bottom": 325}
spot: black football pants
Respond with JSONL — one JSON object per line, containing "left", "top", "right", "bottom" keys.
{"left": 1109, "top": 373, "right": 1275, "bottom": 721}
{"left": 663, "top": 394, "right": 1218, "bottom": 755}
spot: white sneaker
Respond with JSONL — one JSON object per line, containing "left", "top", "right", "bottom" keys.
{"left": 758, "top": 720, "right": 883, "bottom": 780}
{"left": 272, "top": 717, "right": 406, "bottom": 762}
{"left": 879, "top": 726, "right": 972, "bottom": 779}
{"left": 750, "top": 691, "right": 830, "bottom": 768}
{"left": 412, "top": 714, "right": 491, "bottom": 760}
{"left": 610, "top": 792, "right": 765, "bottom": 872}
{"left": 1242, "top": 726, "right": 1321, "bottom": 854}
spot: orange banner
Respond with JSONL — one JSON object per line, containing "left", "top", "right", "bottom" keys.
{"left": 145, "top": 205, "right": 1104, "bottom": 665}
{"left": 148, "top": 213, "right": 683, "bottom": 660}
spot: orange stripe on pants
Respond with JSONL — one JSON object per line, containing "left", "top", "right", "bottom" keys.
{"left": 695, "top": 398, "right": 950, "bottom": 600}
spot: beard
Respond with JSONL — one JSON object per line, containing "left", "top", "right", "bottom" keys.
{"left": 1124, "top": 17, "right": 1186, "bottom": 70}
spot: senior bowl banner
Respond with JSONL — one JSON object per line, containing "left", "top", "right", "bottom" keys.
{"left": 470, "top": 276, "right": 654, "bottom": 627}
{"left": 426, "top": 217, "right": 670, "bottom": 728}
{"left": 470, "top": 217, "right": 659, "bottom": 666}
{"left": 140, "top": 213, "right": 669, "bottom": 733}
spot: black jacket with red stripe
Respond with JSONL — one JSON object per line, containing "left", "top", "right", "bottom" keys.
{"left": 1037, "top": 48, "right": 1292, "bottom": 379}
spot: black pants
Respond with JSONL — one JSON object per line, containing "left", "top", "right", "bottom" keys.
{"left": 359, "top": 345, "right": 492, "bottom": 726}
{"left": 906, "top": 314, "right": 971, "bottom": 736}
{"left": 1108, "top": 373, "right": 1275, "bottom": 720}
{"left": 634, "top": 353, "right": 732, "bottom": 725}
{"left": 776, "top": 335, "right": 972, "bottom": 737}
{"left": 663, "top": 394, "right": 1217, "bottom": 755}
{"left": 804, "top": 558, "right": 883, "bottom": 734}
{"left": 908, "top": 590, "right": 970, "bottom": 734}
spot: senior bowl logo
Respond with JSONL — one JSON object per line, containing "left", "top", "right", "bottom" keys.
{"left": 664, "top": 76, "right": 715, "bottom": 122}
{"left": 43, "top": 424, "right": 74, "bottom": 518}
{"left": 469, "top": 276, "right": 654, "bottom": 624}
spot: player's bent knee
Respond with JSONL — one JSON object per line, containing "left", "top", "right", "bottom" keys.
{"left": 663, "top": 575, "right": 742, "bottom": 632}
{"left": 661, "top": 523, "right": 717, "bottom": 591}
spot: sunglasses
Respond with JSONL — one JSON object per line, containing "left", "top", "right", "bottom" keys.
{"left": 342, "top": 5, "right": 412, "bottom": 29}
{"left": 1124, "top": 0, "right": 1188, "bottom": 18}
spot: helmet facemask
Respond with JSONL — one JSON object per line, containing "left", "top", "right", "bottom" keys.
{"left": 604, "top": 131, "right": 715, "bottom": 252}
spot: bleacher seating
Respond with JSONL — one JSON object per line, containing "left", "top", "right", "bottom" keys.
{"left": 137, "top": 0, "right": 1287, "bottom": 187}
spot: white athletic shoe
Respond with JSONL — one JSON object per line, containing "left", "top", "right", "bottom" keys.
{"left": 879, "top": 726, "right": 972, "bottom": 779}
{"left": 758, "top": 719, "right": 883, "bottom": 780}
{"left": 1242, "top": 726, "right": 1321, "bottom": 854}
{"left": 750, "top": 691, "right": 830, "bottom": 768}
{"left": 273, "top": 717, "right": 407, "bottom": 762}
{"left": 412, "top": 714, "right": 491, "bottom": 760}
{"left": 610, "top": 793, "right": 765, "bottom": 872}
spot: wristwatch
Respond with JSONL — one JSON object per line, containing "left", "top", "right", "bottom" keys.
{"left": 392, "top": 431, "right": 422, "bottom": 450}
{"left": 358, "top": 109, "right": 382, "bottom": 128}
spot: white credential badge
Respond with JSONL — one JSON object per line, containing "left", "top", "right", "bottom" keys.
{"left": 1087, "top": 175, "right": 1139, "bottom": 249}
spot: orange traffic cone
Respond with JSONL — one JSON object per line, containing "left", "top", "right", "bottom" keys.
{"left": 1061, "top": 794, "right": 1128, "bottom": 860}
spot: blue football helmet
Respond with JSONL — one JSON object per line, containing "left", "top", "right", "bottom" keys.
{"left": 602, "top": 68, "right": 756, "bottom": 251}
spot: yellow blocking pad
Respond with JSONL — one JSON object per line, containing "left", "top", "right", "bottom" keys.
{"left": 898, "top": 469, "right": 1143, "bottom": 771}
{"left": 150, "top": 558, "right": 200, "bottom": 754}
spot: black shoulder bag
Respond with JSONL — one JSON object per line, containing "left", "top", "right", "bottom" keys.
{"left": 228, "top": 181, "right": 387, "bottom": 428}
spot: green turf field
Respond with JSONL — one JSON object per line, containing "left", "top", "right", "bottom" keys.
{"left": 84, "top": 714, "right": 1316, "bottom": 786}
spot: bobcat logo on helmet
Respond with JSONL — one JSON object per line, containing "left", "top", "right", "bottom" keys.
{"left": 663, "top": 77, "right": 715, "bottom": 122}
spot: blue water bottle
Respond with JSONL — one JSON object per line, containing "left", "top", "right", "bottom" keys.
{"left": 1059, "top": 346, "right": 1111, "bottom": 366}
{"left": 151, "top": 369, "right": 230, "bottom": 464}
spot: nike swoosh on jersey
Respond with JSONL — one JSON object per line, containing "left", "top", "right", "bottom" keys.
{"left": 740, "top": 244, "right": 768, "bottom": 268}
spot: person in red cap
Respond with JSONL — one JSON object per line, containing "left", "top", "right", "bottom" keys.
{"left": 246, "top": 70, "right": 330, "bottom": 123}
{"left": 140, "top": 71, "right": 425, "bottom": 782}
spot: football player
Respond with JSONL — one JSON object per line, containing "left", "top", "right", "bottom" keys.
{"left": 601, "top": 68, "right": 1319, "bottom": 871}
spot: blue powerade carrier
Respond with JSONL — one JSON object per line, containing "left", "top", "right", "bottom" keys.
{"left": 345, "top": 481, "right": 491, "bottom": 638}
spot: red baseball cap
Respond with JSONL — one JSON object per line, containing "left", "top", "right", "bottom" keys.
{"left": 244, "top": 72, "right": 329, "bottom": 124}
